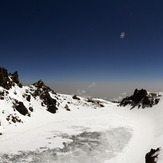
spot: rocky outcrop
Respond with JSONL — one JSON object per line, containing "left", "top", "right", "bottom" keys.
{"left": 6, "top": 113, "right": 23, "bottom": 123}
{"left": 120, "top": 89, "right": 160, "bottom": 108}
{"left": 0, "top": 67, "right": 22, "bottom": 89}
{"left": 41, "top": 91, "right": 58, "bottom": 113}
{"left": 11, "top": 71, "right": 20, "bottom": 84}
{"left": 13, "top": 101, "right": 29, "bottom": 116}
{"left": 87, "top": 98, "right": 105, "bottom": 107}
{"left": 33, "top": 80, "right": 56, "bottom": 95}
{"left": 65, "top": 104, "right": 71, "bottom": 111}
{"left": 145, "top": 148, "right": 160, "bottom": 163}
{"left": 32, "top": 80, "right": 58, "bottom": 114}
{"left": 132, "top": 89, "right": 147, "bottom": 104}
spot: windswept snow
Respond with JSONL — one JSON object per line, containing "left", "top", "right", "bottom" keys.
{"left": 0, "top": 91, "right": 163, "bottom": 163}
{"left": 0, "top": 68, "right": 163, "bottom": 162}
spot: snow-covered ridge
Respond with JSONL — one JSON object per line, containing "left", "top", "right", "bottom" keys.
{"left": 0, "top": 67, "right": 163, "bottom": 163}
{"left": 0, "top": 68, "right": 107, "bottom": 130}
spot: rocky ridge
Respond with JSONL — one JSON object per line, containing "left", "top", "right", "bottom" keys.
{"left": 0, "top": 67, "right": 105, "bottom": 127}
{"left": 0, "top": 67, "right": 60, "bottom": 125}
{"left": 120, "top": 89, "right": 160, "bottom": 109}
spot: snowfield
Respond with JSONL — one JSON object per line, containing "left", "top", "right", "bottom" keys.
{"left": 0, "top": 89, "right": 163, "bottom": 163}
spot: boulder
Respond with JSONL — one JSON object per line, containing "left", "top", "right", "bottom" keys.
{"left": 65, "top": 104, "right": 71, "bottom": 111}
{"left": 145, "top": 148, "right": 160, "bottom": 163}
{"left": 72, "top": 95, "right": 80, "bottom": 100}
{"left": 26, "top": 95, "right": 31, "bottom": 102}
{"left": 29, "top": 107, "right": 33, "bottom": 112}
{"left": 14, "top": 101, "right": 29, "bottom": 116}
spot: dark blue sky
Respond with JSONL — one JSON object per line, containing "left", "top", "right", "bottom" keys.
{"left": 0, "top": 0, "right": 163, "bottom": 83}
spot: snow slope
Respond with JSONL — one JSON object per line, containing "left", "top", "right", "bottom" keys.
{"left": 0, "top": 83, "right": 163, "bottom": 163}
{"left": 0, "top": 67, "right": 162, "bottom": 162}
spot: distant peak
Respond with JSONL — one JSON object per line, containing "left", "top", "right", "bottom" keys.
{"left": 120, "top": 88, "right": 160, "bottom": 108}
{"left": 32, "top": 79, "right": 56, "bottom": 94}
{"left": 33, "top": 79, "right": 47, "bottom": 88}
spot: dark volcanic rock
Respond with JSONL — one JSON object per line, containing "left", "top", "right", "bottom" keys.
{"left": 142, "top": 96, "right": 153, "bottom": 107}
{"left": 32, "top": 80, "right": 58, "bottom": 113}
{"left": 145, "top": 148, "right": 160, "bottom": 163}
{"left": 87, "top": 98, "right": 105, "bottom": 107}
{"left": 132, "top": 89, "right": 147, "bottom": 104}
{"left": 6, "top": 114, "right": 22, "bottom": 123}
{"left": 14, "top": 101, "right": 29, "bottom": 116}
{"left": 11, "top": 71, "right": 19, "bottom": 84}
{"left": 72, "top": 95, "right": 80, "bottom": 100}
{"left": 33, "top": 80, "right": 56, "bottom": 94}
{"left": 41, "top": 92, "right": 58, "bottom": 113}
{"left": 0, "top": 68, "right": 11, "bottom": 89}
{"left": 120, "top": 89, "right": 160, "bottom": 108}
{"left": 65, "top": 104, "right": 71, "bottom": 111}
{"left": 0, "top": 91, "right": 4, "bottom": 100}
{"left": 26, "top": 95, "right": 31, "bottom": 102}
{"left": 29, "top": 107, "right": 33, "bottom": 112}
{"left": 0, "top": 67, "right": 22, "bottom": 89}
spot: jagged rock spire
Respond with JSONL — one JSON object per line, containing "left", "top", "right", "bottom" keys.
{"left": 120, "top": 89, "right": 160, "bottom": 108}
{"left": 0, "top": 67, "right": 22, "bottom": 89}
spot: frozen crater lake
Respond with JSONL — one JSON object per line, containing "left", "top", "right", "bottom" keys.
{"left": 0, "top": 127, "right": 132, "bottom": 163}
{"left": 0, "top": 103, "right": 157, "bottom": 163}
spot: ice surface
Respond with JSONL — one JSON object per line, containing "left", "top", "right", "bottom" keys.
{"left": 0, "top": 127, "right": 131, "bottom": 163}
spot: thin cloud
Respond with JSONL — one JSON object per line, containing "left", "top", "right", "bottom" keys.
{"left": 110, "top": 92, "right": 127, "bottom": 102}
{"left": 77, "top": 89, "right": 86, "bottom": 96}
{"left": 88, "top": 82, "right": 96, "bottom": 88}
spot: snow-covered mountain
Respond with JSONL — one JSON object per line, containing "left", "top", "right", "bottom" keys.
{"left": 0, "top": 67, "right": 162, "bottom": 163}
